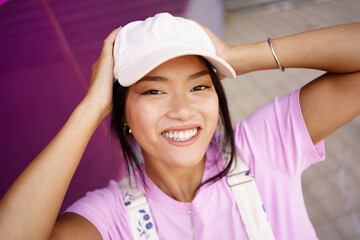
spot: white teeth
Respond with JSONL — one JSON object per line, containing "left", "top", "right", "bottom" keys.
{"left": 162, "top": 128, "right": 199, "bottom": 141}
{"left": 184, "top": 131, "right": 190, "bottom": 139}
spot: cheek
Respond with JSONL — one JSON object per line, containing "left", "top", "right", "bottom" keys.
{"left": 125, "top": 97, "right": 161, "bottom": 138}
{"left": 202, "top": 93, "right": 219, "bottom": 127}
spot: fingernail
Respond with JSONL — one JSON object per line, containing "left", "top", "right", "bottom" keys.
{"left": 116, "top": 25, "right": 121, "bottom": 29}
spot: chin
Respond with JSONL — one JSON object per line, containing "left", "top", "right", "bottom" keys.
{"left": 162, "top": 152, "right": 205, "bottom": 169}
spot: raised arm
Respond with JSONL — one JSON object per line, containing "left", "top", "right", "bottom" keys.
{"left": 202, "top": 22, "right": 360, "bottom": 144}
{"left": 0, "top": 28, "right": 120, "bottom": 240}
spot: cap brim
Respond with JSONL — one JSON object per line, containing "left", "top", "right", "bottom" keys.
{"left": 116, "top": 44, "right": 236, "bottom": 87}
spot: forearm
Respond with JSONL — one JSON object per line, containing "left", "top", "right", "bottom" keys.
{"left": 229, "top": 23, "right": 360, "bottom": 75}
{"left": 0, "top": 97, "right": 104, "bottom": 240}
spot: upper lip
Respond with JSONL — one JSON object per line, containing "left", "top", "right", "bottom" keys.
{"left": 161, "top": 124, "right": 201, "bottom": 133}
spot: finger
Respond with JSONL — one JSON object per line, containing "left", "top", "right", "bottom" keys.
{"left": 216, "top": 72, "right": 226, "bottom": 80}
{"left": 101, "top": 27, "right": 122, "bottom": 57}
{"left": 191, "top": 20, "right": 221, "bottom": 44}
{"left": 191, "top": 19, "right": 205, "bottom": 28}
{"left": 191, "top": 20, "right": 212, "bottom": 34}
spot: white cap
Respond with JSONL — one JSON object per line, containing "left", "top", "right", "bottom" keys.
{"left": 113, "top": 13, "right": 236, "bottom": 87}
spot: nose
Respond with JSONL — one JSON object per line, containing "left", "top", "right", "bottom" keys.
{"left": 166, "top": 92, "right": 195, "bottom": 121}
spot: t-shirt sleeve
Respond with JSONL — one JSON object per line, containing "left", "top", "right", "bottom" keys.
{"left": 63, "top": 180, "right": 132, "bottom": 240}
{"left": 234, "top": 88, "right": 325, "bottom": 177}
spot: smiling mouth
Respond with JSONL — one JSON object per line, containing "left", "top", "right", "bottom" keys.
{"left": 161, "top": 127, "right": 199, "bottom": 142}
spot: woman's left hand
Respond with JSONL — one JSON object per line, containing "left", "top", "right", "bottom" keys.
{"left": 195, "top": 21, "right": 233, "bottom": 67}
{"left": 196, "top": 21, "right": 253, "bottom": 76}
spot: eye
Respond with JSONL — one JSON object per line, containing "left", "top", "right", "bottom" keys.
{"left": 191, "top": 85, "right": 211, "bottom": 92}
{"left": 141, "top": 89, "right": 165, "bottom": 95}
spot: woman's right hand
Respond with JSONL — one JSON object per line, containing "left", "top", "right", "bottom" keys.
{"left": 85, "top": 27, "right": 121, "bottom": 120}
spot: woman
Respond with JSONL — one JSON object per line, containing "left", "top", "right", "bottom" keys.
{"left": 0, "top": 13, "right": 359, "bottom": 240}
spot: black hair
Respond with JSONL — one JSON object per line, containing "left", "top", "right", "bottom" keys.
{"left": 111, "top": 56, "right": 236, "bottom": 190}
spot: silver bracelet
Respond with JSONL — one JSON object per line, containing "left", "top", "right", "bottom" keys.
{"left": 267, "top": 37, "right": 285, "bottom": 72}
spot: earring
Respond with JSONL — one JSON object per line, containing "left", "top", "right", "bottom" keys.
{"left": 123, "top": 123, "right": 132, "bottom": 136}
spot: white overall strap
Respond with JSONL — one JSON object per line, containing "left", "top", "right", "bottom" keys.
{"left": 227, "top": 153, "right": 276, "bottom": 240}
{"left": 119, "top": 176, "right": 159, "bottom": 240}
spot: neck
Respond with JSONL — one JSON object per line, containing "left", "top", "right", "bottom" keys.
{"left": 144, "top": 155, "right": 206, "bottom": 202}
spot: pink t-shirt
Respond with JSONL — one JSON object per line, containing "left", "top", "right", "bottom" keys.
{"left": 65, "top": 88, "right": 325, "bottom": 239}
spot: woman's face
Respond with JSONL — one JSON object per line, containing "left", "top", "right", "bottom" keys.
{"left": 125, "top": 55, "right": 219, "bottom": 169}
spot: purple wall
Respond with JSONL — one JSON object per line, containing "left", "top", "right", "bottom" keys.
{"left": 0, "top": 0, "right": 189, "bottom": 212}
{"left": 0, "top": 0, "right": 9, "bottom": 6}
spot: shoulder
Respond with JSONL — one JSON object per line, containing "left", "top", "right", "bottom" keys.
{"left": 70, "top": 180, "right": 124, "bottom": 208}
{"left": 51, "top": 212, "right": 102, "bottom": 240}
{"left": 63, "top": 179, "right": 133, "bottom": 239}
{"left": 235, "top": 88, "right": 301, "bottom": 136}
{"left": 233, "top": 88, "right": 325, "bottom": 176}
{"left": 233, "top": 88, "right": 301, "bottom": 153}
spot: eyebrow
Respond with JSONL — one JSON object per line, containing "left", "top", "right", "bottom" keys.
{"left": 139, "top": 75, "right": 167, "bottom": 82}
{"left": 189, "top": 70, "right": 210, "bottom": 80}
{"left": 139, "top": 69, "right": 210, "bottom": 82}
